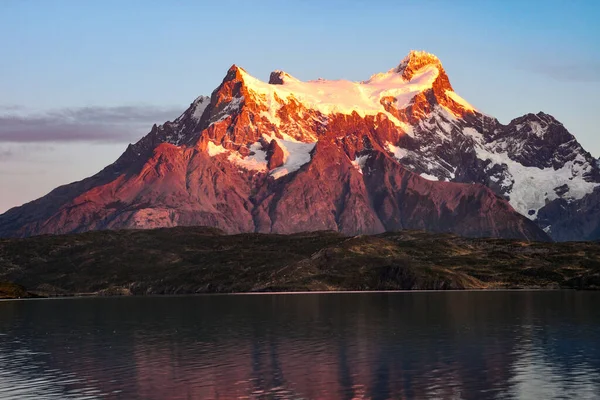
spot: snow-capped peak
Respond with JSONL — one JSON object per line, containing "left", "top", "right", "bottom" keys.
{"left": 396, "top": 50, "right": 443, "bottom": 80}
{"left": 223, "top": 55, "right": 445, "bottom": 131}
{"left": 269, "top": 70, "right": 299, "bottom": 85}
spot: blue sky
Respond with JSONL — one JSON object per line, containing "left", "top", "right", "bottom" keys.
{"left": 0, "top": 0, "right": 599, "bottom": 212}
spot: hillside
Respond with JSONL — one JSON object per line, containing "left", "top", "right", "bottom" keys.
{"left": 0, "top": 227, "right": 598, "bottom": 298}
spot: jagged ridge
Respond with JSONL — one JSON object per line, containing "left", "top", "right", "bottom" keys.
{"left": 3, "top": 50, "right": 590, "bottom": 241}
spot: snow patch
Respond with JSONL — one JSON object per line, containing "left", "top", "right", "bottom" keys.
{"left": 529, "top": 121, "right": 545, "bottom": 137}
{"left": 475, "top": 146, "right": 598, "bottom": 219}
{"left": 267, "top": 135, "right": 316, "bottom": 179}
{"left": 191, "top": 96, "right": 210, "bottom": 120}
{"left": 462, "top": 127, "right": 482, "bottom": 141}
{"left": 204, "top": 135, "right": 315, "bottom": 177}
{"left": 228, "top": 142, "right": 268, "bottom": 171}
{"left": 420, "top": 106, "right": 464, "bottom": 141}
{"left": 351, "top": 155, "right": 369, "bottom": 174}
{"left": 420, "top": 173, "right": 439, "bottom": 181}
{"left": 209, "top": 96, "right": 244, "bottom": 126}
{"left": 206, "top": 141, "right": 228, "bottom": 156}
{"left": 445, "top": 90, "right": 475, "bottom": 111}
{"left": 386, "top": 142, "right": 409, "bottom": 159}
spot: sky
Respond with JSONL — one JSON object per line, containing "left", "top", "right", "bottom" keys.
{"left": 0, "top": 0, "right": 599, "bottom": 213}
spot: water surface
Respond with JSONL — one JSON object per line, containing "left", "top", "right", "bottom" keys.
{"left": 0, "top": 292, "right": 599, "bottom": 399}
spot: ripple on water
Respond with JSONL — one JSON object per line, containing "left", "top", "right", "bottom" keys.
{"left": 0, "top": 292, "right": 598, "bottom": 399}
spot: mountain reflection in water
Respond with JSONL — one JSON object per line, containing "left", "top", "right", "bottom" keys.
{"left": 0, "top": 292, "right": 599, "bottom": 399}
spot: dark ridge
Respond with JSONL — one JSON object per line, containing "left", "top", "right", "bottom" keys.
{"left": 0, "top": 227, "right": 598, "bottom": 299}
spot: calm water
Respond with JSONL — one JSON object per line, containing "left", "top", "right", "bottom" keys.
{"left": 0, "top": 292, "right": 599, "bottom": 399}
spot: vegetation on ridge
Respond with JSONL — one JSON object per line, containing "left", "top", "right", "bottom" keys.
{"left": 0, "top": 227, "right": 599, "bottom": 298}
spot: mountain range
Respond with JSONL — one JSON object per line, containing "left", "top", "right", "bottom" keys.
{"left": 1, "top": 50, "right": 597, "bottom": 241}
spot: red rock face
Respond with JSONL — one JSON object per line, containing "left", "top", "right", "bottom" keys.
{"left": 266, "top": 140, "right": 285, "bottom": 170}
{"left": 0, "top": 52, "right": 550, "bottom": 241}
{"left": 0, "top": 116, "right": 547, "bottom": 241}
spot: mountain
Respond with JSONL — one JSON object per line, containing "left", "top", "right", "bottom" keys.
{"left": 6, "top": 49, "right": 592, "bottom": 241}
{"left": 394, "top": 108, "right": 600, "bottom": 241}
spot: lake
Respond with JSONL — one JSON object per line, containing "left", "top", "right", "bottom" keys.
{"left": 0, "top": 292, "right": 599, "bottom": 399}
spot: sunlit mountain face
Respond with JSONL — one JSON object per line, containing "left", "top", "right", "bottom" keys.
{"left": 1, "top": 50, "right": 598, "bottom": 241}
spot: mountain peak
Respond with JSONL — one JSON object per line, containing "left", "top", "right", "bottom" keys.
{"left": 396, "top": 50, "right": 443, "bottom": 80}
{"left": 268, "top": 70, "right": 298, "bottom": 85}
{"left": 223, "top": 64, "right": 249, "bottom": 82}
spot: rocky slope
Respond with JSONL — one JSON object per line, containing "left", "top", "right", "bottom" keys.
{"left": 3, "top": 50, "right": 594, "bottom": 240}
{"left": 0, "top": 227, "right": 598, "bottom": 297}
{"left": 394, "top": 109, "right": 600, "bottom": 240}
{"left": 0, "top": 281, "right": 32, "bottom": 299}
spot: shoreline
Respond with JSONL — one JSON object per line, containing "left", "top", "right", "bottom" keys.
{"left": 0, "top": 287, "right": 590, "bottom": 302}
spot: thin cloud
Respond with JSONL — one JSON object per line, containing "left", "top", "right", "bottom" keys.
{"left": 0, "top": 148, "right": 13, "bottom": 159}
{"left": 0, "top": 104, "right": 25, "bottom": 112}
{"left": 528, "top": 61, "right": 600, "bottom": 83}
{"left": 0, "top": 105, "right": 184, "bottom": 143}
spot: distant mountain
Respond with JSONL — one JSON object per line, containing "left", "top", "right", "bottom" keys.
{"left": 8, "top": 50, "right": 599, "bottom": 241}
